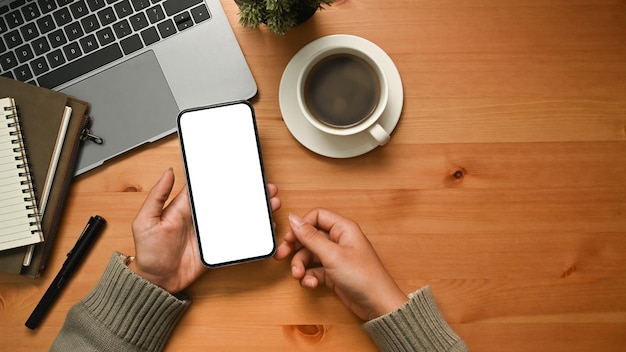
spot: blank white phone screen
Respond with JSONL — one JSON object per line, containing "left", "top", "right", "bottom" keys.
{"left": 178, "top": 102, "right": 274, "bottom": 267}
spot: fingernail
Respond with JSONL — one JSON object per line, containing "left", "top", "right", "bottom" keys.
{"left": 161, "top": 167, "right": 173, "bottom": 180}
{"left": 291, "top": 265, "right": 298, "bottom": 277}
{"left": 289, "top": 213, "right": 305, "bottom": 229}
{"left": 303, "top": 277, "right": 316, "bottom": 288}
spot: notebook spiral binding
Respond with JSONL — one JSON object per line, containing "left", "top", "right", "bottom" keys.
{"left": 5, "top": 102, "right": 43, "bottom": 235}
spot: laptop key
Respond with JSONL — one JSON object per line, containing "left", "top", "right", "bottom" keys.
{"left": 53, "top": 7, "right": 71, "bottom": 26}
{"left": 156, "top": 18, "right": 175, "bottom": 38}
{"left": 65, "top": 21, "right": 84, "bottom": 41}
{"left": 31, "top": 57, "right": 49, "bottom": 76}
{"left": 96, "top": 27, "right": 115, "bottom": 45}
{"left": 131, "top": 0, "right": 151, "bottom": 11}
{"left": 38, "top": 0, "right": 58, "bottom": 14}
{"left": 97, "top": 7, "right": 116, "bottom": 26}
{"left": 10, "top": 0, "right": 25, "bottom": 9}
{"left": 114, "top": 0, "right": 133, "bottom": 19}
{"left": 146, "top": 5, "right": 164, "bottom": 24}
{"left": 4, "top": 29, "right": 23, "bottom": 49}
{"left": 129, "top": 12, "right": 148, "bottom": 31}
{"left": 46, "top": 48, "right": 65, "bottom": 68}
{"left": 140, "top": 26, "right": 159, "bottom": 46}
{"left": 63, "top": 42, "right": 82, "bottom": 61}
{"left": 48, "top": 28, "right": 67, "bottom": 48}
{"left": 79, "top": 33, "right": 99, "bottom": 53}
{"left": 20, "top": 22, "right": 40, "bottom": 41}
{"left": 120, "top": 33, "right": 142, "bottom": 54}
{"left": 0, "top": 51, "right": 18, "bottom": 71}
{"left": 36, "top": 14, "right": 56, "bottom": 34}
{"left": 86, "top": 0, "right": 106, "bottom": 12}
{"left": 38, "top": 43, "right": 123, "bottom": 88}
{"left": 162, "top": 0, "right": 201, "bottom": 17}
{"left": 113, "top": 19, "right": 132, "bottom": 38}
{"left": 190, "top": 4, "right": 210, "bottom": 23}
{"left": 32, "top": 37, "right": 51, "bottom": 55}
{"left": 173, "top": 12, "right": 192, "bottom": 31}
{"left": 22, "top": 3, "right": 41, "bottom": 21}
{"left": 70, "top": 0, "right": 90, "bottom": 19}
{"left": 13, "top": 63, "right": 33, "bottom": 81}
{"left": 15, "top": 43, "right": 34, "bottom": 63}
{"left": 5, "top": 9, "right": 24, "bottom": 28}
{"left": 81, "top": 14, "right": 101, "bottom": 33}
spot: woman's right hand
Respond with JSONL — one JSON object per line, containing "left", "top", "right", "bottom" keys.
{"left": 274, "top": 208, "right": 408, "bottom": 321}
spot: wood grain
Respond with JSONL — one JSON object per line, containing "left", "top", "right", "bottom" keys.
{"left": 1, "top": 0, "right": 625, "bottom": 350}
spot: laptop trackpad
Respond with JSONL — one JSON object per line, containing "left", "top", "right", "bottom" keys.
{"left": 62, "top": 50, "right": 179, "bottom": 175}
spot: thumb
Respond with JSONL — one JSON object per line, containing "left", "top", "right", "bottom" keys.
{"left": 289, "top": 213, "right": 335, "bottom": 258}
{"left": 137, "top": 168, "right": 175, "bottom": 220}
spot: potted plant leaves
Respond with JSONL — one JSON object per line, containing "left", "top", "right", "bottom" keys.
{"left": 236, "top": 0, "right": 334, "bottom": 35}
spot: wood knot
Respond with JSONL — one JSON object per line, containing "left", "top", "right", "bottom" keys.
{"left": 283, "top": 324, "right": 327, "bottom": 343}
{"left": 561, "top": 264, "right": 577, "bottom": 278}
{"left": 123, "top": 185, "right": 142, "bottom": 192}
{"left": 443, "top": 167, "right": 467, "bottom": 187}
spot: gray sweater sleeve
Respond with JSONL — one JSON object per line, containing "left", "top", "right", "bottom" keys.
{"left": 51, "top": 252, "right": 190, "bottom": 352}
{"left": 362, "top": 286, "right": 469, "bottom": 352}
{"left": 52, "top": 254, "right": 466, "bottom": 351}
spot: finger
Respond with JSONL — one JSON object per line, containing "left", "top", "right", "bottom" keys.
{"left": 273, "top": 229, "right": 303, "bottom": 261}
{"left": 267, "top": 183, "right": 278, "bottom": 197}
{"left": 301, "top": 267, "right": 327, "bottom": 289}
{"left": 273, "top": 239, "right": 294, "bottom": 260}
{"left": 160, "top": 182, "right": 191, "bottom": 220}
{"left": 136, "top": 168, "right": 175, "bottom": 221}
{"left": 281, "top": 229, "right": 304, "bottom": 251}
{"left": 266, "top": 184, "right": 281, "bottom": 212}
{"left": 302, "top": 208, "right": 360, "bottom": 243}
{"left": 290, "top": 247, "right": 317, "bottom": 279}
{"left": 289, "top": 213, "right": 336, "bottom": 259}
{"left": 270, "top": 197, "right": 281, "bottom": 212}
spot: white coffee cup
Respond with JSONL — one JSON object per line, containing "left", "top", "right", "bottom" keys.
{"left": 297, "top": 46, "right": 390, "bottom": 145}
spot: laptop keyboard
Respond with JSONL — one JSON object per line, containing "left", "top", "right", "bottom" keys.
{"left": 0, "top": 0, "right": 211, "bottom": 89}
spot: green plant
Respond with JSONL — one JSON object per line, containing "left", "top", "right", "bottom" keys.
{"left": 237, "top": 0, "right": 334, "bottom": 35}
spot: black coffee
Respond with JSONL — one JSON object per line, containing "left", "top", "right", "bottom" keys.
{"left": 304, "top": 54, "right": 380, "bottom": 128}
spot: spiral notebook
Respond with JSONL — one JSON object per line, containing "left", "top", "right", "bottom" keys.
{"left": 0, "top": 97, "right": 43, "bottom": 251}
{"left": 0, "top": 77, "right": 90, "bottom": 277}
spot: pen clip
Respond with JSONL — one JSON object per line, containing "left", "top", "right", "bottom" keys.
{"left": 67, "top": 216, "right": 96, "bottom": 257}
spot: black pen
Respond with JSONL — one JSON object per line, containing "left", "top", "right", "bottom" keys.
{"left": 25, "top": 215, "right": 106, "bottom": 330}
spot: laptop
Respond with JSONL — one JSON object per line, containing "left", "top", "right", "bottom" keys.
{"left": 0, "top": 0, "right": 257, "bottom": 175}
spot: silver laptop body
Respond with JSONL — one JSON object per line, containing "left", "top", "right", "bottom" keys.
{"left": 0, "top": 0, "right": 257, "bottom": 174}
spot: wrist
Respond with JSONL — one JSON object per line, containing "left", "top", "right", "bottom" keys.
{"left": 369, "top": 285, "right": 409, "bottom": 320}
{"left": 126, "top": 256, "right": 167, "bottom": 292}
{"left": 377, "top": 292, "right": 409, "bottom": 318}
{"left": 126, "top": 257, "right": 145, "bottom": 283}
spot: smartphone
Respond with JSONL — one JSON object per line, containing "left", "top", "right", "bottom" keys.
{"left": 177, "top": 101, "right": 275, "bottom": 267}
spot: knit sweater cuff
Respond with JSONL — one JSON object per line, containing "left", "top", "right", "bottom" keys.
{"left": 362, "top": 286, "right": 468, "bottom": 352}
{"left": 77, "top": 252, "right": 190, "bottom": 351}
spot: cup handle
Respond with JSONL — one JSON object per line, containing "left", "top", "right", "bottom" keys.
{"left": 368, "top": 123, "right": 390, "bottom": 146}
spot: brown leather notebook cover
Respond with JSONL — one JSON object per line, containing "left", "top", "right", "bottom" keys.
{"left": 0, "top": 78, "right": 89, "bottom": 277}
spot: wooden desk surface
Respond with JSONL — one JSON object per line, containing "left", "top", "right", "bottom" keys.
{"left": 1, "top": 0, "right": 625, "bottom": 350}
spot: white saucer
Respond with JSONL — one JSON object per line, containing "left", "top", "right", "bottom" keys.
{"left": 279, "top": 34, "right": 403, "bottom": 158}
